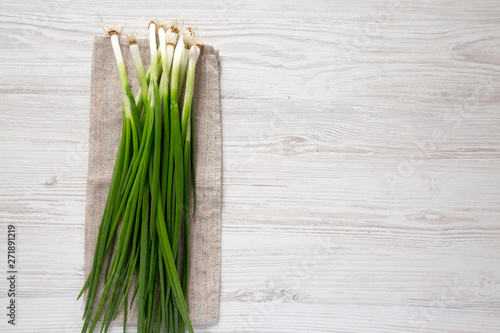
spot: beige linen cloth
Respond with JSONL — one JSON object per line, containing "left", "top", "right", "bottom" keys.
{"left": 84, "top": 35, "right": 221, "bottom": 324}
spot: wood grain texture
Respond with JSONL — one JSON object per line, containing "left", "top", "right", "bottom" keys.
{"left": 0, "top": 1, "right": 499, "bottom": 332}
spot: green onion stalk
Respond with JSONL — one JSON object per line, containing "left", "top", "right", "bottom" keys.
{"left": 180, "top": 42, "right": 201, "bottom": 302}
{"left": 157, "top": 23, "right": 170, "bottom": 333}
{"left": 79, "top": 26, "right": 142, "bottom": 333}
{"left": 137, "top": 21, "right": 160, "bottom": 332}
{"left": 166, "top": 20, "right": 181, "bottom": 76}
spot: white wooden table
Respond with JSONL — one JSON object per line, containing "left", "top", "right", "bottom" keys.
{"left": 1, "top": 1, "right": 499, "bottom": 332}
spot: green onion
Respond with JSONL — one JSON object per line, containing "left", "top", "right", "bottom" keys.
{"left": 180, "top": 41, "right": 201, "bottom": 300}
{"left": 80, "top": 19, "right": 203, "bottom": 333}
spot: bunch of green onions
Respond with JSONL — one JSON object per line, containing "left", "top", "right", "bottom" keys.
{"left": 78, "top": 20, "right": 202, "bottom": 333}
